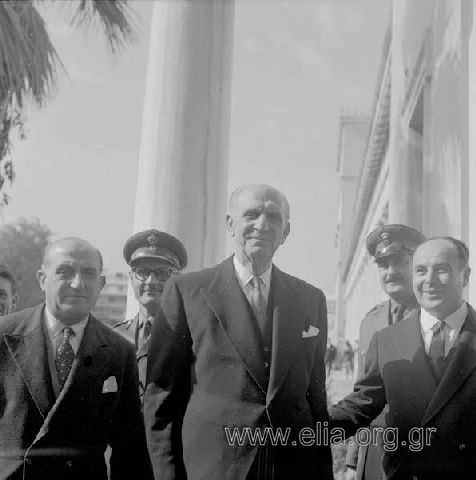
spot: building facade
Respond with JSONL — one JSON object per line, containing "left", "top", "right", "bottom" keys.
{"left": 336, "top": 0, "right": 476, "bottom": 342}
{"left": 92, "top": 271, "right": 128, "bottom": 327}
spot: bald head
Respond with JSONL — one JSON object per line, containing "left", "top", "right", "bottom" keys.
{"left": 42, "top": 237, "right": 103, "bottom": 273}
{"left": 228, "top": 184, "right": 290, "bottom": 222}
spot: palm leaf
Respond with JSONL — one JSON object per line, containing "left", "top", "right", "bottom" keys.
{"left": 71, "top": 0, "right": 136, "bottom": 54}
{"left": 0, "top": 0, "right": 59, "bottom": 108}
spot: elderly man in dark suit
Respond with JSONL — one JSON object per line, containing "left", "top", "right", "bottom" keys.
{"left": 114, "top": 229, "right": 187, "bottom": 404}
{"left": 0, "top": 237, "right": 153, "bottom": 480}
{"left": 144, "top": 184, "right": 332, "bottom": 480}
{"left": 345, "top": 224, "right": 425, "bottom": 480}
{"left": 331, "top": 237, "right": 476, "bottom": 480}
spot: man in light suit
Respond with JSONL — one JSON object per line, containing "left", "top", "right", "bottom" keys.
{"left": 144, "top": 184, "right": 332, "bottom": 480}
{"left": 114, "top": 229, "right": 187, "bottom": 404}
{"left": 331, "top": 237, "right": 476, "bottom": 480}
{"left": 0, "top": 237, "right": 153, "bottom": 480}
{"left": 345, "top": 224, "right": 424, "bottom": 480}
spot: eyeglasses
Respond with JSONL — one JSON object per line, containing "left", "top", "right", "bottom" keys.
{"left": 132, "top": 267, "right": 176, "bottom": 282}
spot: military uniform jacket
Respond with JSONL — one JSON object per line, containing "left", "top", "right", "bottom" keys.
{"left": 113, "top": 313, "right": 150, "bottom": 402}
{"left": 144, "top": 256, "right": 333, "bottom": 480}
{"left": 0, "top": 304, "right": 153, "bottom": 480}
{"left": 331, "top": 305, "right": 476, "bottom": 480}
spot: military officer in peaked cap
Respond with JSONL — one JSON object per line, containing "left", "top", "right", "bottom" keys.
{"left": 113, "top": 230, "right": 187, "bottom": 405}
{"left": 345, "top": 224, "right": 425, "bottom": 480}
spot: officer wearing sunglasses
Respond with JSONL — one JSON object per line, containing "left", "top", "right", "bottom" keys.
{"left": 113, "top": 229, "right": 187, "bottom": 404}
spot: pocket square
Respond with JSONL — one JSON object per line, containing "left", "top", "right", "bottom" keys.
{"left": 102, "top": 376, "right": 118, "bottom": 393}
{"left": 302, "top": 325, "right": 320, "bottom": 338}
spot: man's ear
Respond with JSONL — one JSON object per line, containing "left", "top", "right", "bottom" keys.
{"left": 37, "top": 269, "right": 46, "bottom": 291}
{"left": 226, "top": 214, "right": 235, "bottom": 237}
{"left": 11, "top": 294, "right": 18, "bottom": 313}
{"left": 281, "top": 222, "right": 291, "bottom": 245}
{"left": 99, "top": 275, "right": 106, "bottom": 292}
{"left": 463, "top": 267, "right": 471, "bottom": 288}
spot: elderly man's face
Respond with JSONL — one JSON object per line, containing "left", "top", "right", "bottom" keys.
{"left": 413, "top": 239, "right": 470, "bottom": 319}
{"left": 226, "top": 186, "right": 290, "bottom": 265}
{"left": 130, "top": 257, "right": 177, "bottom": 309}
{"left": 37, "top": 240, "right": 105, "bottom": 325}
{"left": 0, "top": 277, "right": 17, "bottom": 315}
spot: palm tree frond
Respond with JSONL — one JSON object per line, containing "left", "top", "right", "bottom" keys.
{"left": 0, "top": 0, "right": 59, "bottom": 107}
{"left": 72, "top": 0, "right": 136, "bottom": 54}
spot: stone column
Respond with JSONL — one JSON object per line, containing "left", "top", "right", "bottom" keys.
{"left": 127, "top": 0, "right": 235, "bottom": 317}
{"left": 463, "top": 0, "right": 476, "bottom": 304}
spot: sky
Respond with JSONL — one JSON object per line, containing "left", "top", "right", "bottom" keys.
{"left": 6, "top": 0, "right": 391, "bottom": 297}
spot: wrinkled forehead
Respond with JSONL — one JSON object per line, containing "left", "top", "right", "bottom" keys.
{"left": 235, "top": 187, "right": 285, "bottom": 212}
{"left": 413, "top": 239, "right": 458, "bottom": 265}
{"left": 46, "top": 243, "right": 102, "bottom": 270}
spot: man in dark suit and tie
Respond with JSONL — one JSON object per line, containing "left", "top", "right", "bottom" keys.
{"left": 0, "top": 237, "right": 153, "bottom": 480}
{"left": 345, "top": 224, "right": 425, "bottom": 480}
{"left": 114, "top": 229, "right": 187, "bottom": 404}
{"left": 144, "top": 184, "right": 333, "bottom": 480}
{"left": 331, "top": 236, "right": 476, "bottom": 480}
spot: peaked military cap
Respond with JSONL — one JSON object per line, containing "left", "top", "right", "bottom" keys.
{"left": 366, "top": 224, "right": 425, "bottom": 260}
{"left": 123, "top": 229, "right": 188, "bottom": 270}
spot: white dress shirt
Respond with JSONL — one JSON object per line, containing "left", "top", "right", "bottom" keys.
{"left": 44, "top": 307, "right": 89, "bottom": 355}
{"left": 233, "top": 255, "right": 272, "bottom": 306}
{"left": 420, "top": 302, "right": 467, "bottom": 357}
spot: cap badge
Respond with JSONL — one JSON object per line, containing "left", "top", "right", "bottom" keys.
{"left": 147, "top": 233, "right": 160, "bottom": 252}
{"left": 380, "top": 231, "right": 390, "bottom": 246}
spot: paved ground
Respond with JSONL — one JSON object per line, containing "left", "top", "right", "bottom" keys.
{"left": 327, "top": 367, "right": 354, "bottom": 404}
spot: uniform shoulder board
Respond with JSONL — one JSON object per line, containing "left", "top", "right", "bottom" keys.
{"left": 366, "top": 301, "right": 387, "bottom": 316}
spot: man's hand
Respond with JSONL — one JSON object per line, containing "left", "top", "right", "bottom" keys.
{"left": 345, "top": 467, "right": 357, "bottom": 480}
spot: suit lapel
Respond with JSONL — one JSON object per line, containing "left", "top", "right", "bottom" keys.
{"left": 266, "top": 268, "right": 306, "bottom": 405}
{"left": 395, "top": 310, "right": 437, "bottom": 404}
{"left": 202, "top": 257, "right": 267, "bottom": 394}
{"left": 4, "top": 305, "right": 55, "bottom": 420}
{"left": 421, "top": 305, "right": 476, "bottom": 426}
{"left": 33, "top": 315, "right": 111, "bottom": 443}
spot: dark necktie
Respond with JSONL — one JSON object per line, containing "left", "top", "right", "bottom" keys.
{"left": 250, "top": 276, "right": 267, "bottom": 333}
{"left": 428, "top": 321, "right": 446, "bottom": 381}
{"left": 393, "top": 305, "right": 406, "bottom": 324}
{"left": 143, "top": 319, "right": 152, "bottom": 343}
{"left": 55, "top": 327, "right": 75, "bottom": 389}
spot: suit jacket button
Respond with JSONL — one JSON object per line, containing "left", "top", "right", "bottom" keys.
{"left": 66, "top": 460, "right": 73, "bottom": 467}
{"left": 459, "top": 443, "right": 466, "bottom": 450}
{"left": 263, "top": 346, "right": 270, "bottom": 353}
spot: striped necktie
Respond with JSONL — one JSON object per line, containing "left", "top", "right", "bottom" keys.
{"left": 250, "top": 276, "right": 267, "bottom": 333}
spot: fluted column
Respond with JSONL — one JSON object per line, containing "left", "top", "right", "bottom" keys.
{"left": 127, "top": 0, "right": 235, "bottom": 316}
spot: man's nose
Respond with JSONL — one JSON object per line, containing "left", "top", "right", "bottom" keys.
{"left": 254, "top": 214, "right": 270, "bottom": 230}
{"left": 70, "top": 271, "right": 85, "bottom": 288}
{"left": 145, "top": 272, "right": 160, "bottom": 284}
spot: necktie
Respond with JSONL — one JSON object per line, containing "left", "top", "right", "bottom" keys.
{"left": 250, "top": 276, "right": 267, "bottom": 333}
{"left": 393, "top": 305, "right": 406, "bottom": 324}
{"left": 55, "top": 327, "right": 75, "bottom": 389}
{"left": 428, "top": 321, "right": 446, "bottom": 381}
{"left": 143, "top": 319, "right": 152, "bottom": 343}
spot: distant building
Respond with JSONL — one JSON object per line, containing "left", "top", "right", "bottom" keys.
{"left": 93, "top": 271, "right": 128, "bottom": 327}
{"left": 326, "top": 297, "right": 337, "bottom": 344}
{"left": 336, "top": 0, "right": 476, "bottom": 342}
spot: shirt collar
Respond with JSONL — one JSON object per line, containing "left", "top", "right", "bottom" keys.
{"left": 44, "top": 305, "right": 89, "bottom": 341}
{"left": 420, "top": 302, "right": 467, "bottom": 334}
{"left": 233, "top": 255, "right": 272, "bottom": 291}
